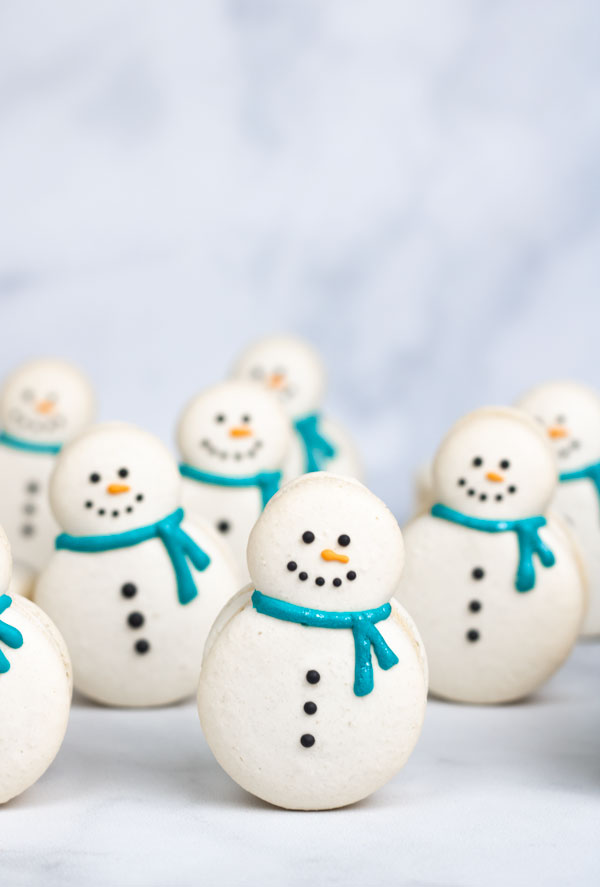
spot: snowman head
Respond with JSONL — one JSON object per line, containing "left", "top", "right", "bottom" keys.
{"left": 517, "top": 381, "right": 600, "bottom": 472}
{"left": 247, "top": 472, "right": 404, "bottom": 611}
{"left": 50, "top": 423, "right": 181, "bottom": 535}
{"left": 231, "top": 335, "right": 325, "bottom": 420}
{"left": 433, "top": 407, "right": 557, "bottom": 520}
{"left": 176, "top": 381, "right": 291, "bottom": 478}
{"left": 0, "top": 358, "right": 95, "bottom": 446}
{"left": 0, "top": 525, "right": 12, "bottom": 594}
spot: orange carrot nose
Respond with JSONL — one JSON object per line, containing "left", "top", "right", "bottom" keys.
{"left": 230, "top": 427, "right": 253, "bottom": 438}
{"left": 35, "top": 400, "right": 55, "bottom": 414}
{"left": 321, "top": 549, "right": 349, "bottom": 564}
{"left": 107, "top": 483, "right": 130, "bottom": 495}
{"left": 268, "top": 372, "right": 285, "bottom": 389}
{"left": 485, "top": 472, "right": 504, "bottom": 483}
{"left": 548, "top": 426, "right": 568, "bottom": 439}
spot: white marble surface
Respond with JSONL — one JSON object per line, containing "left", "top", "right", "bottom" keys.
{"left": 1, "top": 643, "right": 598, "bottom": 886}
{"left": 2, "top": 1, "right": 600, "bottom": 519}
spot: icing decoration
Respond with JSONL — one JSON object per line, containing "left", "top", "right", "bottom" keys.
{"left": 560, "top": 462, "right": 600, "bottom": 513}
{"left": 431, "top": 503, "right": 556, "bottom": 592}
{"left": 179, "top": 464, "right": 281, "bottom": 509}
{"left": 0, "top": 430, "right": 61, "bottom": 455}
{"left": 56, "top": 508, "right": 209, "bottom": 605}
{"left": 0, "top": 595, "right": 24, "bottom": 673}
{"left": 252, "top": 590, "right": 398, "bottom": 696}
{"left": 293, "top": 414, "right": 337, "bottom": 473}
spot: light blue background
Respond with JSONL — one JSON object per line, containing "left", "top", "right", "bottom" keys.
{"left": 2, "top": 0, "right": 599, "bottom": 519}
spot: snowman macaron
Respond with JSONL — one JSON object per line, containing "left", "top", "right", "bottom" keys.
{"left": 517, "top": 381, "right": 600, "bottom": 636}
{"left": 231, "top": 335, "right": 362, "bottom": 482}
{"left": 0, "top": 358, "right": 95, "bottom": 597}
{"left": 177, "top": 381, "right": 291, "bottom": 573}
{"left": 35, "top": 422, "right": 242, "bottom": 707}
{"left": 0, "top": 525, "right": 72, "bottom": 805}
{"left": 396, "top": 406, "right": 586, "bottom": 704}
{"left": 198, "top": 472, "right": 427, "bottom": 810}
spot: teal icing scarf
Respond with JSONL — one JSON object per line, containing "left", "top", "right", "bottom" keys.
{"left": 252, "top": 590, "right": 398, "bottom": 696}
{"left": 0, "top": 595, "right": 24, "bottom": 674}
{"left": 560, "top": 462, "right": 600, "bottom": 509}
{"left": 294, "top": 413, "right": 336, "bottom": 473}
{"left": 179, "top": 464, "right": 281, "bottom": 509}
{"left": 56, "top": 508, "right": 209, "bottom": 605}
{"left": 431, "top": 503, "right": 556, "bottom": 592}
{"left": 0, "top": 430, "right": 61, "bottom": 455}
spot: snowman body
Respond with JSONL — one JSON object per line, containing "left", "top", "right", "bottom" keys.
{"left": 36, "top": 519, "right": 239, "bottom": 707}
{"left": 198, "top": 472, "right": 427, "bottom": 810}
{"left": 1, "top": 593, "right": 72, "bottom": 804}
{"left": 397, "top": 513, "right": 585, "bottom": 704}
{"left": 181, "top": 481, "right": 261, "bottom": 569}
{"left": 199, "top": 594, "right": 426, "bottom": 810}
{"left": 554, "top": 481, "right": 600, "bottom": 634}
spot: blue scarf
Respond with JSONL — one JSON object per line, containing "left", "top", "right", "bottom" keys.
{"left": 560, "top": 462, "right": 600, "bottom": 510}
{"left": 252, "top": 590, "right": 398, "bottom": 696}
{"left": 431, "top": 503, "right": 556, "bottom": 592}
{"left": 294, "top": 413, "right": 337, "bottom": 473}
{"left": 0, "top": 595, "right": 24, "bottom": 674}
{"left": 56, "top": 508, "right": 209, "bottom": 605}
{"left": 0, "top": 430, "right": 61, "bottom": 455}
{"left": 179, "top": 464, "right": 281, "bottom": 509}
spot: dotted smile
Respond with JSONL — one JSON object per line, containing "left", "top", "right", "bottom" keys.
{"left": 286, "top": 532, "right": 356, "bottom": 587}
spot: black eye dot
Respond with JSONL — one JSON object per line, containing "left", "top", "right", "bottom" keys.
{"left": 215, "top": 414, "right": 226, "bottom": 423}
{"left": 347, "top": 571, "right": 356, "bottom": 581}
{"left": 337, "top": 534, "right": 350, "bottom": 547}
{"left": 472, "top": 457, "right": 483, "bottom": 467}
{"left": 287, "top": 561, "right": 297, "bottom": 571}
{"left": 302, "top": 531, "right": 315, "bottom": 544}
{"left": 118, "top": 468, "right": 129, "bottom": 478}
{"left": 508, "top": 486, "right": 517, "bottom": 494}
{"left": 217, "top": 520, "right": 230, "bottom": 534}
{"left": 241, "top": 414, "right": 251, "bottom": 423}
{"left": 89, "top": 473, "right": 101, "bottom": 483}
{"left": 499, "top": 460, "right": 510, "bottom": 470}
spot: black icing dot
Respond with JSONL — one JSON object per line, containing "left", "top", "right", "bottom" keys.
{"left": 118, "top": 468, "right": 129, "bottom": 478}
{"left": 98, "top": 509, "right": 105, "bottom": 516}
{"left": 467, "top": 489, "right": 475, "bottom": 496}
{"left": 217, "top": 520, "right": 230, "bottom": 533}
{"left": 89, "top": 473, "right": 101, "bottom": 483}
{"left": 333, "top": 578, "right": 342, "bottom": 587}
{"left": 479, "top": 493, "right": 487, "bottom": 501}
{"left": 26, "top": 481, "right": 39, "bottom": 494}
{"left": 136, "top": 494, "right": 144, "bottom": 502}
{"left": 315, "top": 577, "right": 325, "bottom": 586}
{"left": 347, "top": 571, "right": 356, "bottom": 581}
{"left": 466, "top": 629, "right": 480, "bottom": 643}
{"left": 121, "top": 582, "right": 137, "bottom": 598}
{"left": 85, "top": 501, "right": 93, "bottom": 509}
{"left": 302, "top": 531, "right": 315, "bottom": 544}
{"left": 23, "top": 503, "right": 36, "bottom": 514}
{"left": 508, "top": 486, "right": 517, "bottom": 494}
{"left": 21, "top": 524, "right": 34, "bottom": 537}
{"left": 472, "top": 567, "right": 485, "bottom": 580}
{"left": 128, "top": 611, "right": 144, "bottom": 628}
{"left": 495, "top": 494, "right": 503, "bottom": 501}
{"left": 112, "top": 510, "right": 119, "bottom": 517}
{"left": 300, "top": 734, "right": 315, "bottom": 748}
{"left": 472, "top": 457, "right": 483, "bottom": 467}
{"left": 135, "top": 639, "right": 150, "bottom": 654}
{"left": 457, "top": 478, "right": 466, "bottom": 486}
{"left": 126, "top": 506, "right": 133, "bottom": 513}
{"left": 287, "top": 561, "right": 297, "bottom": 572}
{"left": 299, "top": 572, "right": 308, "bottom": 581}
{"left": 306, "top": 670, "right": 320, "bottom": 684}
{"left": 304, "top": 701, "right": 317, "bottom": 715}
{"left": 337, "top": 534, "right": 350, "bottom": 547}
{"left": 469, "top": 600, "right": 482, "bottom": 613}
{"left": 499, "top": 460, "right": 510, "bottom": 470}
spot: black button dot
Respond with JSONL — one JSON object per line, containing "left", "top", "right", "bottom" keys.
{"left": 287, "top": 561, "right": 297, "bottom": 572}
{"left": 23, "top": 503, "right": 36, "bottom": 514}
{"left": 306, "top": 670, "right": 320, "bottom": 684}
{"left": 304, "top": 701, "right": 317, "bottom": 715}
{"left": 333, "top": 578, "right": 342, "bottom": 587}
{"left": 121, "top": 582, "right": 137, "bottom": 598}
{"left": 315, "top": 577, "right": 325, "bottom": 586}
{"left": 300, "top": 734, "right": 315, "bottom": 748}
{"left": 127, "top": 611, "right": 144, "bottom": 628}
{"left": 466, "top": 629, "right": 480, "bottom": 642}
{"left": 135, "top": 639, "right": 150, "bottom": 654}
{"left": 472, "top": 567, "right": 485, "bottom": 580}
{"left": 302, "top": 531, "right": 315, "bottom": 544}
{"left": 217, "top": 520, "right": 230, "bottom": 533}
{"left": 26, "top": 481, "right": 39, "bottom": 494}
{"left": 337, "top": 534, "right": 350, "bottom": 547}
{"left": 347, "top": 571, "right": 356, "bottom": 581}
{"left": 299, "top": 572, "right": 308, "bottom": 581}
{"left": 21, "top": 524, "right": 34, "bottom": 536}
{"left": 469, "top": 600, "right": 482, "bottom": 613}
